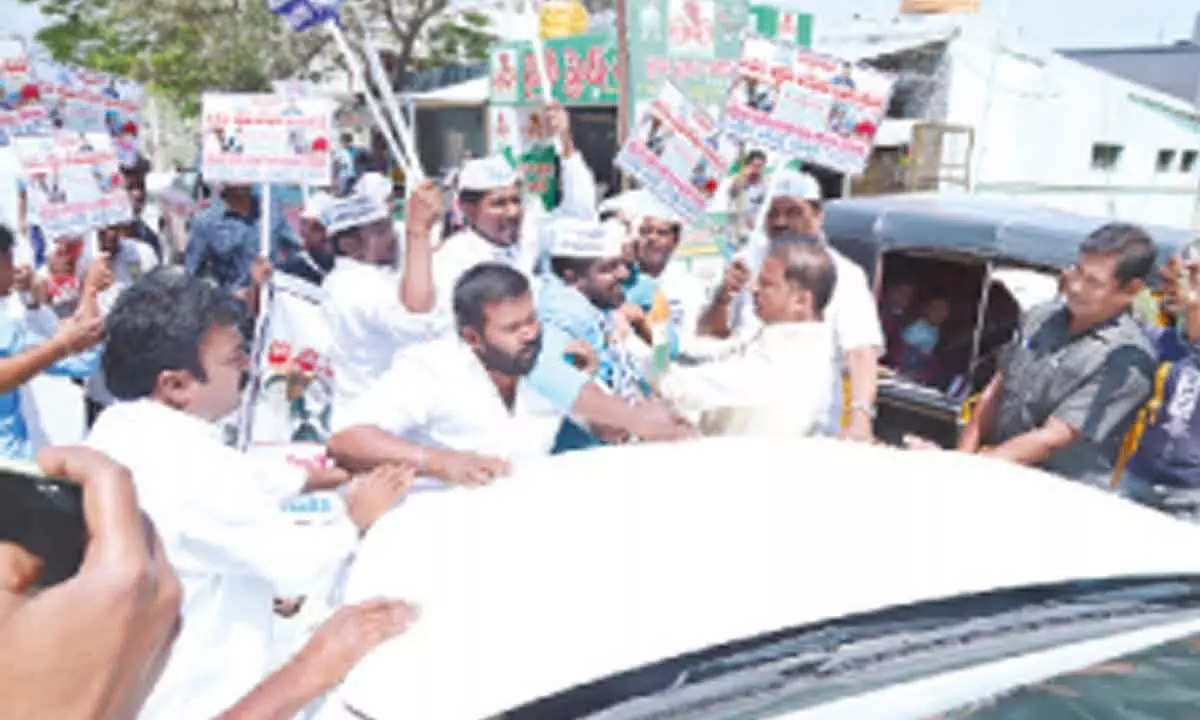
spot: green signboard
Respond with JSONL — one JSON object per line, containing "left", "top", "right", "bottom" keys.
{"left": 621, "top": 1, "right": 811, "bottom": 135}
{"left": 486, "top": 32, "right": 617, "bottom": 210}
{"left": 623, "top": 0, "right": 750, "bottom": 135}
{"left": 749, "top": 5, "right": 814, "bottom": 46}
{"left": 487, "top": 32, "right": 619, "bottom": 107}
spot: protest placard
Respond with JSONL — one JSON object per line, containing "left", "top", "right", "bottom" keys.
{"left": 34, "top": 60, "right": 144, "bottom": 166}
{"left": 622, "top": 0, "right": 750, "bottom": 137}
{"left": 201, "top": 93, "right": 334, "bottom": 185}
{"left": 0, "top": 39, "right": 47, "bottom": 145}
{"left": 721, "top": 36, "right": 895, "bottom": 175}
{"left": 616, "top": 82, "right": 737, "bottom": 224}
{"left": 14, "top": 131, "right": 132, "bottom": 238}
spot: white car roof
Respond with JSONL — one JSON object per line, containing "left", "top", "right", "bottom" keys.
{"left": 335, "top": 437, "right": 1200, "bottom": 719}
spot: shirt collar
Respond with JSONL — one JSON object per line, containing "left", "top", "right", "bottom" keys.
{"left": 106, "top": 398, "right": 222, "bottom": 442}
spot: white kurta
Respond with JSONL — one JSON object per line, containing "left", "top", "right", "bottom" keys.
{"left": 431, "top": 152, "right": 598, "bottom": 316}
{"left": 730, "top": 235, "right": 883, "bottom": 433}
{"left": 86, "top": 400, "right": 359, "bottom": 720}
{"left": 76, "top": 236, "right": 160, "bottom": 405}
{"left": 322, "top": 257, "right": 440, "bottom": 410}
{"left": 333, "top": 337, "right": 565, "bottom": 487}
{"left": 660, "top": 322, "right": 836, "bottom": 439}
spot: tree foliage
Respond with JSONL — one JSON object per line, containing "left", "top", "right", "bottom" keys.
{"left": 24, "top": 0, "right": 329, "bottom": 116}
{"left": 23, "top": 0, "right": 496, "bottom": 115}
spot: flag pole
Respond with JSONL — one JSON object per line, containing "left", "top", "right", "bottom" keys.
{"left": 344, "top": 1, "right": 425, "bottom": 181}
{"left": 326, "top": 19, "right": 413, "bottom": 179}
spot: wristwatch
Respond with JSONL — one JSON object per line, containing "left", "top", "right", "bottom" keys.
{"left": 850, "top": 400, "right": 877, "bottom": 420}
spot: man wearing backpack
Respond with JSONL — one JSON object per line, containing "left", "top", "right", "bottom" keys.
{"left": 1122, "top": 239, "right": 1200, "bottom": 518}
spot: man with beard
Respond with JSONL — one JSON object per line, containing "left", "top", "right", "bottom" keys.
{"left": 538, "top": 218, "right": 651, "bottom": 451}
{"left": 414, "top": 108, "right": 692, "bottom": 444}
{"left": 602, "top": 190, "right": 706, "bottom": 358}
{"left": 329, "top": 263, "right": 568, "bottom": 483}
{"left": 277, "top": 191, "right": 336, "bottom": 286}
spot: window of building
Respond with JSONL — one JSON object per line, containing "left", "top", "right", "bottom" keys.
{"left": 1182, "top": 150, "right": 1198, "bottom": 173}
{"left": 1091, "top": 143, "right": 1123, "bottom": 171}
{"left": 1156, "top": 149, "right": 1178, "bottom": 172}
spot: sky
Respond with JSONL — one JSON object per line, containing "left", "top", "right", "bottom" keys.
{"left": 1, "top": 0, "right": 1197, "bottom": 50}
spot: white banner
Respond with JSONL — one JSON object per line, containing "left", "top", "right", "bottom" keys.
{"left": 33, "top": 60, "right": 144, "bottom": 166}
{"left": 242, "top": 272, "right": 336, "bottom": 449}
{"left": 616, "top": 81, "right": 736, "bottom": 223}
{"left": 0, "top": 39, "right": 47, "bottom": 145}
{"left": 721, "top": 36, "right": 895, "bottom": 175}
{"left": 201, "top": 93, "right": 335, "bottom": 185}
{"left": 13, "top": 131, "right": 133, "bottom": 238}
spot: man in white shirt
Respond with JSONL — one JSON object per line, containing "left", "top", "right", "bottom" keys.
{"left": 412, "top": 110, "right": 691, "bottom": 444}
{"left": 661, "top": 233, "right": 837, "bottom": 438}
{"left": 428, "top": 103, "right": 597, "bottom": 308}
{"left": 329, "top": 263, "right": 564, "bottom": 481}
{"left": 697, "top": 170, "right": 884, "bottom": 442}
{"left": 321, "top": 182, "right": 440, "bottom": 408}
{"left": 76, "top": 221, "right": 159, "bottom": 425}
{"left": 87, "top": 268, "right": 412, "bottom": 720}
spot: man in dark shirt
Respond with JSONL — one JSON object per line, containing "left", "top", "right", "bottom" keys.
{"left": 1123, "top": 241, "right": 1200, "bottom": 517}
{"left": 184, "top": 184, "right": 301, "bottom": 293}
{"left": 126, "top": 182, "right": 163, "bottom": 262}
{"left": 951, "top": 223, "right": 1158, "bottom": 488}
{"left": 276, "top": 191, "right": 335, "bottom": 286}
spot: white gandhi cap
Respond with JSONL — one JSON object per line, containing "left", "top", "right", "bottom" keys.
{"left": 355, "top": 172, "right": 394, "bottom": 203}
{"left": 598, "top": 189, "right": 681, "bottom": 224}
{"left": 773, "top": 170, "right": 823, "bottom": 201}
{"left": 547, "top": 218, "right": 625, "bottom": 259}
{"left": 459, "top": 155, "right": 518, "bottom": 193}
{"left": 301, "top": 191, "right": 336, "bottom": 222}
{"left": 324, "top": 193, "right": 391, "bottom": 235}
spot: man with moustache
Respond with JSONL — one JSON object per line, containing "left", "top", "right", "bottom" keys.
{"left": 660, "top": 233, "right": 838, "bottom": 439}
{"left": 698, "top": 169, "right": 883, "bottom": 442}
{"left": 537, "top": 218, "right": 652, "bottom": 451}
{"left": 329, "top": 263, "right": 568, "bottom": 482}
{"left": 413, "top": 105, "right": 691, "bottom": 444}
{"left": 277, "top": 190, "right": 336, "bottom": 286}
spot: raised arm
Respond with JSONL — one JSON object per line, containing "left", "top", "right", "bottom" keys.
{"left": 399, "top": 181, "right": 441, "bottom": 314}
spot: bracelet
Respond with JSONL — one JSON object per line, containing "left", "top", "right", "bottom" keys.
{"left": 414, "top": 446, "right": 427, "bottom": 474}
{"left": 850, "top": 401, "right": 876, "bottom": 420}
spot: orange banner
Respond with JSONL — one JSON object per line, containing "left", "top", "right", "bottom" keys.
{"left": 900, "top": 0, "right": 980, "bottom": 12}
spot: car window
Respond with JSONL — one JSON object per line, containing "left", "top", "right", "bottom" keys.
{"left": 930, "top": 633, "right": 1200, "bottom": 719}
{"left": 498, "top": 577, "right": 1200, "bottom": 720}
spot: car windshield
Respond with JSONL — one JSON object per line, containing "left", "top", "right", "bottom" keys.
{"left": 497, "top": 576, "right": 1200, "bottom": 720}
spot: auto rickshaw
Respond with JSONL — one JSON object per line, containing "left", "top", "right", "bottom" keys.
{"left": 823, "top": 193, "right": 1193, "bottom": 448}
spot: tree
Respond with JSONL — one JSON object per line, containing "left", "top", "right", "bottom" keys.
{"left": 25, "top": 0, "right": 496, "bottom": 112}
{"left": 24, "top": 0, "right": 330, "bottom": 116}
{"left": 356, "top": 0, "right": 493, "bottom": 87}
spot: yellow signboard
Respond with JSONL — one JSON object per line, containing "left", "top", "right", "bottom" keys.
{"left": 900, "top": 0, "right": 980, "bottom": 12}
{"left": 539, "top": 0, "right": 589, "bottom": 38}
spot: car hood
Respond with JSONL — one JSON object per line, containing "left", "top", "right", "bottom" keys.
{"left": 334, "top": 437, "right": 1200, "bottom": 719}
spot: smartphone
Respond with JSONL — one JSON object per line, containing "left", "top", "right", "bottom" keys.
{"left": 0, "top": 460, "right": 85, "bottom": 589}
